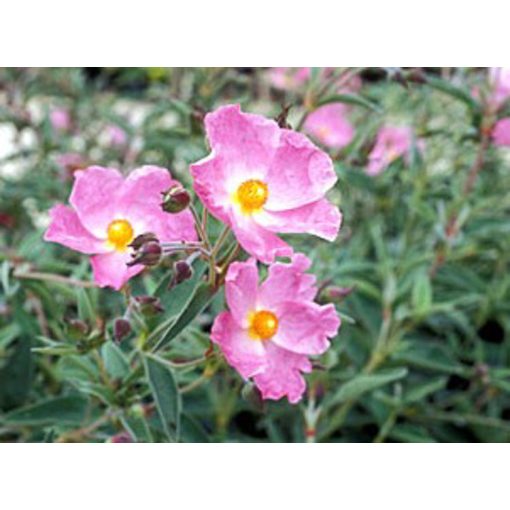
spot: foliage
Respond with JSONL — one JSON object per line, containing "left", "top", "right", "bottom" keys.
{"left": 0, "top": 67, "right": 509, "bottom": 443}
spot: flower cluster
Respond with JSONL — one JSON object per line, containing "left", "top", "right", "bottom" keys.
{"left": 44, "top": 104, "right": 342, "bottom": 403}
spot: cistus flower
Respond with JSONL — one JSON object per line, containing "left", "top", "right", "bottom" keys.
{"left": 488, "top": 67, "right": 510, "bottom": 110}
{"left": 304, "top": 103, "right": 354, "bottom": 150}
{"left": 211, "top": 255, "right": 340, "bottom": 403}
{"left": 44, "top": 166, "right": 196, "bottom": 290}
{"left": 492, "top": 118, "right": 510, "bottom": 147}
{"left": 50, "top": 107, "right": 72, "bottom": 133}
{"left": 106, "top": 124, "right": 128, "bottom": 147}
{"left": 190, "top": 104, "right": 342, "bottom": 263}
{"left": 268, "top": 67, "right": 311, "bottom": 91}
{"left": 366, "top": 125, "right": 421, "bottom": 176}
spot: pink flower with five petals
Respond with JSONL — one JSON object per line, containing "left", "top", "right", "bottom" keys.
{"left": 304, "top": 103, "right": 354, "bottom": 150}
{"left": 211, "top": 254, "right": 340, "bottom": 403}
{"left": 44, "top": 166, "right": 197, "bottom": 290}
{"left": 190, "top": 104, "right": 342, "bottom": 263}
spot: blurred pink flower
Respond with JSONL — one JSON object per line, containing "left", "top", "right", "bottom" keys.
{"left": 190, "top": 104, "right": 342, "bottom": 263}
{"left": 492, "top": 118, "right": 510, "bottom": 147}
{"left": 56, "top": 153, "right": 87, "bottom": 180}
{"left": 366, "top": 126, "right": 421, "bottom": 176}
{"left": 304, "top": 104, "right": 354, "bottom": 150}
{"left": 268, "top": 67, "right": 311, "bottom": 91}
{"left": 488, "top": 67, "right": 510, "bottom": 110}
{"left": 50, "top": 107, "right": 72, "bottom": 133}
{"left": 44, "top": 166, "right": 196, "bottom": 290}
{"left": 107, "top": 124, "right": 128, "bottom": 147}
{"left": 211, "top": 254, "right": 340, "bottom": 403}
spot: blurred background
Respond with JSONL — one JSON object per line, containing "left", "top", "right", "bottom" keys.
{"left": 0, "top": 67, "right": 509, "bottom": 442}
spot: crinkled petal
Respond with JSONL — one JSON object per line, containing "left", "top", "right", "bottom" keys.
{"left": 273, "top": 301, "right": 340, "bottom": 355}
{"left": 492, "top": 118, "right": 510, "bottom": 147}
{"left": 117, "top": 165, "right": 196, "bottom": 242}
{"left": 231, "top": 214, "right": 293, "bottom": 264}
{"left": 258, "top": 253, "right": 317, "bottom": 310}
{"left": 224, "top": 258, "right": 259, "bottom": 327}
{"left": 44, "top": 204, "right": 108, "bottom": 254}
{"left": 90, "top": 250, "right": 143, "bottom": 290}
{"left": 69, "top": 166, "right": 124, "bottom": 237}
{"left": 253, "top": 342, "right": 312, "bottom": 404}
{"left": 265, "top": 129, "right": 337, "bottom": 211}
{"left": 211, "top": 311, "right": 267, "bottom": 379}
{"left": 256, "top": 198, "right": 342, "bottom": 242}
{"left": 204, "top": 104, "right": 280, "bottom": 173}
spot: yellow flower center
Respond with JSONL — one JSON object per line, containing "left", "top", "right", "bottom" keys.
{"left": 236, "top": 179, "right": 268, "bottom": 214}
{"left": 107, "top": 219, "right": 134, "bottom": 251}
{"left": 249, "top": 310, "right": 278, "bottom": 340}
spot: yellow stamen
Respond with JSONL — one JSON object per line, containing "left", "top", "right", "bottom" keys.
{"left": 235, "top": 179, "right": 268, "bottom": 214}
{"left": 107, "top": 219, "right": 134, "bottom": 251}
{"left": 249, "top": 310, "right": 278, "bottom": 340}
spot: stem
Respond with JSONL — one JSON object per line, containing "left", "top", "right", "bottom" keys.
{"left": 13, "top": 269, "right": 96, "bottom": 288}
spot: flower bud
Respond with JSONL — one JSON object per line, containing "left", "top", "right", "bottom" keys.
{"left": 173, "top": 259, "right": 193, "bottom": 285}
{"left": 326, "top": 285, "right": 355, "bottom": 302}
{"left": 161, "top": 184, "right": 191, "bottom": 213}
{"left": 127, "top": 241, "right": 162, "bottom": 267}
{"left": 66, "top": 318, "right": 89, "bottom": 339}
{"left": 107, "top": 432, "right": 134, "bottom": 443}
{"left": 129, "top": 232, "right": 158, "bottom": 250}
{"left": 134, "top": 295, "right": 164, "bottom": 316}
{"left": 113, "top": 318, "right": 131, "bottom": 343}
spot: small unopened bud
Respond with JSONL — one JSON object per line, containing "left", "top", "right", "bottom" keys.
{"left": 127, "top": 240, "right": 162, "bottom": 267}
{"left": 107, "top": 432, "right": 134, "bottom": 443}
{"left": 66, "top": 318, "right": 89, "bottom": 339}
{"left": 129, "top": 232, "right": 158, "bottom": 250}
{"left": 173, "top": 260, "right": 193, "bottom": 285}
{"left": 134, "top": 295, "right": 164, "bottom": 316}
{"left": 113, "top": 318, "right": 131, "bottom": 343}
{"left": 161, "top": 185, "right": 191, "bottom": 213}
{"left": 326, "top": 286, "right": 355, "bottom": 302}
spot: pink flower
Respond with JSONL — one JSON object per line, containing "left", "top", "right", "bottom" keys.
{"left": 488, "top": 67, "right": 510, "bottom": 110}
{"left": 268, "top": 67, "right": 311, "bottom": 91}
{"left": 366, "top": 125, "right": 418, "bottom": 176}
{"left": 56, "top": 152, "right": 87, "bottom": 180}
{"left": 44, "top": 166, "right": 197, "bottom": 290}
{"left": 50, "top": 107, "right": 72, "bottom": 133}
{"left": 304, "top": 104, "right": 354, "bottom": 150}
{"left": 107, "top": 124, "right": 128, "bottom": 147}
{"left": 190, "top": 104, "right": 342, "bottom": 263}
{"left": 492, "top": 118, "right": 510, "bottom": 147}
{"left": 211, "top": 254, "right": 340, "bottom": 403}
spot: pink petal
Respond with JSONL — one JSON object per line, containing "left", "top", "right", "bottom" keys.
{"left": 258, "top": 253, "right": 317, "bottom": 310}
{"left": 265, "top": 129, "right": 337, "bottom": 211}
{"left": 69, "top": 166, "right": 124, "bottom": 238}
{"left": 304, "top": 104, "right": 354, "bottom": 150}
{"left": 273, "top": 301, "right": 340, "bottom": 355}
{"left": 256, "top": 198, "right": 342, "bottom": 242}
{"left": 253, "top": 342, "right": 312, "bottom": 404}
{"left": 44, "top": 204, "right": 108, "bottom": 254}
{"left": 204, "top": 104, "right": 279, "bottom": 173}
{"left": 224, "top": 259, "right": 259, "bottom": 327}
{"left": 211, "top": 311, "right": 267, "bottom": 379}
{"left": 90, "top": 251, "right": 143, "bottom": 290}
{"left": 231, "top": 214, "right": 293, "bottom": 264}
{"left": 492, "top": 118, "right": 510, "bottom": 147}
{"left": 117, "top": 165, "right": 197, "bottom": 243}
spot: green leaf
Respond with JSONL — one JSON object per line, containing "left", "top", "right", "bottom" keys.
{"left": 317, "top": 93, "right": 382, "bottom": 113}
{"left": 76, "top": 287, "right": 95, "bottom": 324}
{"left": 326, "top": 368, "right": 408, "bottom": 407}
{"left": 2, "top": 395, "right": 88, "bottom": 426}
{"left": 143, "top": 354, "right": 181, "bottom": 442}
{"left": 102, "top": 341, "right": 130, "bottom": 380}
{"left": 153, "top": 282, "right": 217, "bottom": 351}
{"left": 404, "top": 377, "right": 447, "bottom": 404}
{"left": 412, "top": 272, "right": 433, "bottom": 315}
{"left": 425, "top": 76, "right": 480, "bottom": 113}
